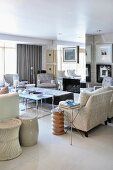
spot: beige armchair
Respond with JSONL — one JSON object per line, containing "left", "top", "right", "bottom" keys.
{"left": 37, "top": 73, "right": 58, "bottom": 89}
{"left": 59, "top": 89, "right": 113, "bottom": 137}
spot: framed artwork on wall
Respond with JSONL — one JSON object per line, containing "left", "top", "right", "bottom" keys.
{"left": 96, "top": 64, "right": 111, "bottom": 83}
{"left": 46, "top": 50, "right": 54, "bottom": 63}
{"left": 63, "top": 47, "right": 76, "bottom": 62}
{"left": 96, "top": 44, "right": 112, "bottom": 64}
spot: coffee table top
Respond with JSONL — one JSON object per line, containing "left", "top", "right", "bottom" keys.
{"left": 27, "top": 87, "right": 73, "bottom": 96}
{"left": 19, "top": 92, "right": 53, "bottom": 101}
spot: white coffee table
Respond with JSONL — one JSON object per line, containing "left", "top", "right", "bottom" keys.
{"left": 19, "top": 92, "right": 54, "bottom": 113}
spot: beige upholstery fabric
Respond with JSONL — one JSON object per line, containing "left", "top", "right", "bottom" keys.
{"left": 60, "top": 90, "right": 113, "bottom": 133}
{"left": 79, "top": 92, "right": 91, "bottom": 107}
{"left": 93, "top": 87, "right": 113, "bottom": 119}
{"left": 0, "top": 93, "right": 19, "bottom": 121}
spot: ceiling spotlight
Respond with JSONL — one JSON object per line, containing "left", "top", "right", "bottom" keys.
{"left": 97, "top": 29, "right": 102, "bottom": 32}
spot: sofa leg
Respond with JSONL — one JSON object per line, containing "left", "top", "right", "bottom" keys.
{"left": 85, "top": 132, "right": 88, "bottom": 137}
{"left": 107, "top": 118, "right": 111, "bottom": 123}
{"left": 104, "top": 120, "right": 107, "bottom": 125}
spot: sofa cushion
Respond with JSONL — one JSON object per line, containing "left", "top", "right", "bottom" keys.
{"left": 0, "top": 86, "right": 9, "bottom": 95}
{"left": 79, "top": 91, "right": 91, "bottom": 107}
{"left": 37, "top": 83, "right": 57, "bottom": 88}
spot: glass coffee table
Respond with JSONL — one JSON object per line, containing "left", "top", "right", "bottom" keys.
{"left": 19, "top": 92, "right": 54, "bottom": 114}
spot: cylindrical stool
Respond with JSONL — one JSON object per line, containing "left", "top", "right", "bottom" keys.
{"left": 51, "top": 108, "right": 64, "bottom": 135}
{"left": 0, "top": 118, "right": 22, "bottom": 160}
{"left": 19, "top": 114, "right": 38, "bottom": 147}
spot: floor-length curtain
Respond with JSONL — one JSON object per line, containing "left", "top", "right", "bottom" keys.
{"left": 17, "top": 44, "right": 42, "bottom": 85}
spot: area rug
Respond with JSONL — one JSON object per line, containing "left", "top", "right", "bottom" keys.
{"left": 19, "top": 102, "right": 52, "bottom": 119}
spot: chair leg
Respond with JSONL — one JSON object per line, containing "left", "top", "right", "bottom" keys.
{"left": 85, "top": 132, "right": 88, "bottom": 137}
{"left": 104, "top": 120, "right": 107, "bottom": 125}
{"left": 107, "top": 118, "right": 111, "bottom": 123}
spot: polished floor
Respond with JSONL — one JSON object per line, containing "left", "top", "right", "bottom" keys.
{"left": 0, "top": 114, "right": 113, "bottom": 170}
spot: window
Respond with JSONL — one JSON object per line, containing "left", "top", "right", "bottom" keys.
{"left": 0, "top": 42, "right": 17, "bottom": 76}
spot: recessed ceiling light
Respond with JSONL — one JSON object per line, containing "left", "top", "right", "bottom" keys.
{"left": 97, "top": 29, "right": 102, "bottom": 32}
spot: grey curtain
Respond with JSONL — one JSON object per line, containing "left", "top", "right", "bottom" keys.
{"left": 17, "top": 44, "right": 42, "bottom": 85}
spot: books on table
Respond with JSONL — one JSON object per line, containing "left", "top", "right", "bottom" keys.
{"left": 59, "top": 100, "right": 80, "bottom": 108}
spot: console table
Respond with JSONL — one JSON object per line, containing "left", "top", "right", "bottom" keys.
{"left": 63, "top": 78, "right": 86, "bottom": 93}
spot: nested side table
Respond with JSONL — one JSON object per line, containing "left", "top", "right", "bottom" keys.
{"left": 59, "top": 102, "right": 80, "bottom": 145}
{"left": 0, "top": 118, "right": 22, "bottom": 160}
{"left": 51, "top": 109, "right": 65, "bottom": 135}
{"left": 19, "top": 114, "right": 39, "bottom": 147}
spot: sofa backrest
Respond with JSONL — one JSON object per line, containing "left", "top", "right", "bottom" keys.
{"left": 86, "top": 90, "right": 113, "bottom": 116}
{"left": 79, "top": 87, "right": 113, "bottom": 107}
{"left": 0, "top": 92, "right": 19, "bottom": 121}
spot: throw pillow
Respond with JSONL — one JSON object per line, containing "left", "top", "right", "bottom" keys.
{"left": 0, "top": 86, "right": 9, "bottom": 95}
{"left": 79, "top": 91, "right": 91, "bottom": 107}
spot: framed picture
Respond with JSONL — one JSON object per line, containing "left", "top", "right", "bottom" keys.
{"left": 96, "top": 64, "right": 111, "bottom": 83}
{"left": 96, "top": 44, "right": 112, "bottom": 64}
{"left": 86, "top": 45, "right": 91, "bottom": 63}
{"left": 63, "top": 47, "right": 76, "bottom": 62}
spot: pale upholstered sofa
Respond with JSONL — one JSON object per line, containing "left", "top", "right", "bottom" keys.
{"left": 104, "top": 86, "right": 113, "bottom": 122}
{"left": 0, "top": 92, "right": 19, "bottom": 121}
{"left": 93, "top": 86, "right": 113, "bottom": 122}
{"left": 0, "top": 93, "right": 22, "bottom": 160}
{"left": 60, "top": 87, "right": 113, "bottom": 137}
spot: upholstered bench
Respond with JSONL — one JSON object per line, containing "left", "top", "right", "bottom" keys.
{"left": 0, "top": 118, "right": 22, "bottom": 160}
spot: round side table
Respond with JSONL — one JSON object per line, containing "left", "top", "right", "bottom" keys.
{"left": 19, "top": 114, "right": 39, "bottom": 147}
{"left": 0, "top": 118, "right": 22, "bottom": 160}
{"left": 51, "top": 110, "right": 64, "bottom": 135}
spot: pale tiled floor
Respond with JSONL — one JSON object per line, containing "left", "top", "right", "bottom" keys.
{"left": 0, "top": 113, "right": 113, "bottom": 170}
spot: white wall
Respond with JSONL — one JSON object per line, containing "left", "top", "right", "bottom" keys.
{"left": 86, "top": 33, "right": 113, "bottom": 85}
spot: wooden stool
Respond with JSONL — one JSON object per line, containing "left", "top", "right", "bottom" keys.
{"left": 51, "top": 111, "right": 64, "bottom": 135}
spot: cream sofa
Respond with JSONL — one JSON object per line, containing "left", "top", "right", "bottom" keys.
{"left": 92, "top": 86, "right": 113, "bottom": 121}
{"left": 0, "top": 92, "right": 19, "bottom": 121}
{"left": 60, "top": 88, "right": 113, "bottom": 137}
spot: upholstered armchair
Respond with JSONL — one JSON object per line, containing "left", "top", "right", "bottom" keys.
{"left": 59, "top": 88, "right": 113, "bottom": 137}
{"left": 37, "top": 73, "right": 58, "bottom": 89}
{"left": 4, "top": 74, "right": 19, "bottom": 86}
{"left": 94, "top": 76, "right": 113, "bottom": 90}
{"left": 4, "top": 74, "right": 28, "bottom": 89}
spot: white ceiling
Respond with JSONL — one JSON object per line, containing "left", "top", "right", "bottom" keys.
{"left": 0, "top": 0, "right": 113, "bottom": 43}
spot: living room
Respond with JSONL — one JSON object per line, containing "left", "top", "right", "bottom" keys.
{"left": 0, "top": 0, "right": 113, "bottom": 170}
